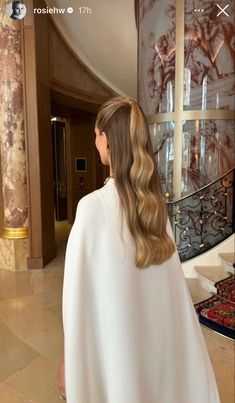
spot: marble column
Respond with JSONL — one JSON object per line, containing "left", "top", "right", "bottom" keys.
{"left": 0, "top": 0, "right": 29, "bottom": 270}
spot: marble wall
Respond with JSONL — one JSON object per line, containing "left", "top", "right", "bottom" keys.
{"left": 138, "top": 0, "right": 235, "bottom": 115}
{"left": 0, "top": 238, "right": 28, "bottom": 271}
{"left": 138, "top": 0, "right": 235, "bottom": 200}
{"left": 150, "top": 120, "right": 234, "bottom": 197}
{"left": 0, "top": 160, "right": 4, "bottom": 235}
{"left": 184, "top": 0, "right": 234, "bottom": 111}
{"left": 138, "top": 0, "right": 176, "bottom": 115}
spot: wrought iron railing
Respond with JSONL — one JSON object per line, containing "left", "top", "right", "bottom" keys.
{"left": 167, "top": 169, "right": 234, "bottom": 262}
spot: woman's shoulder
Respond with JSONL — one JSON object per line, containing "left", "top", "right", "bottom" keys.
{"left": 76, "top": 190, "right": 101, "bottom": 215}
{"left": 75, "top": 180, "right": 116, "bottom": 220}
{"left": 79, "top": 181, "right": 114, "bottom": 204}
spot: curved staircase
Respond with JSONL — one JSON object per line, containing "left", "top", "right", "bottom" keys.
{"left": 186, "top": 253, "right": 235, "bottom": 339}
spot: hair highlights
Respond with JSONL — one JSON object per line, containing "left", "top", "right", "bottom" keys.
{"left": 96, "top": 96, "right": 175, "bottom": 268}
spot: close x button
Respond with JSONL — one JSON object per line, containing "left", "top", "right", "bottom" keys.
{"left": 216, "top": 4, "right": 230, "bottom": 17}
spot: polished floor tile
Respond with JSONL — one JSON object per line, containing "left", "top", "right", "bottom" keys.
{"left": 0, "top": 384, "right": 34, "bottom": 403}
{"left": 3, "top": 356, "right": 59, "bottom": 403}
{"left": 0, "top": 319, "right": 38, "bottom": 383}
{"left": 201, "top": 326, "right": 234, "bottom": 400}
{"left": 0, "top": 220, "right": 234, "bottom": 402}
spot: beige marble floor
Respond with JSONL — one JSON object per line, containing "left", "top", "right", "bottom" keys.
{"left": 0, "top": 221, "right": 234, "bottom": 403}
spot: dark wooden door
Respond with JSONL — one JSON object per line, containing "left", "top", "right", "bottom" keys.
{"left": 52, "top": 121, "right": 68, "bottom": 221}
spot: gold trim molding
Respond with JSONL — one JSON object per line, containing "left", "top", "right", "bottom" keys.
{"left": 147, "top": 109, "right": 235, "bottom": 124}
{"left": 2, "top": 227, "right": 29, "bottom": 239}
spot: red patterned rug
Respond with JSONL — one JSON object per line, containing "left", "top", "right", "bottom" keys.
{"left": 215, "top": 275, "right": 235, "bottom": 302}
{"left": 194, "top": 275, "right": 235, "bottom": 339}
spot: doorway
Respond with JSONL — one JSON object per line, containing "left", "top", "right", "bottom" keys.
{"left": 52, "top": 119, "right": 68, "bottom": 221}
{"left": 51, "top": 118, "right": 71, "bottom": 255}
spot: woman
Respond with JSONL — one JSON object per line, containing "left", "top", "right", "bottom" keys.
{"left": 10, "top": 1, "right": 25, "bottom": 20}
{"left": 58, "top": 97, "right": 221, "bottom": 402}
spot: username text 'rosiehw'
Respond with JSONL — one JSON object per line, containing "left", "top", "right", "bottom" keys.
{"left": 33, "top": 6, "right": 92, "bottom": 14}
{"left": 34, "top": 7, "right": 71, "bottom": 14}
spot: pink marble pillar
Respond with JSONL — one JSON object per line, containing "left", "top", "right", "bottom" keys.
{"left": 0, "top": 0, "right": 28, "bottom": 240}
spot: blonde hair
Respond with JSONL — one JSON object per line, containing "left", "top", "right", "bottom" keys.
{"left": 96, "top": 96, "right": 175, "bottom": 268}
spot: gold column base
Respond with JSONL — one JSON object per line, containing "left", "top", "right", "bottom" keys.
{"left": 2, "top": 227, "right": 29, "bottom": 239}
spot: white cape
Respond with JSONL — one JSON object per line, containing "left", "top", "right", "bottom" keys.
{"left": 63, "top": 179, "right": 221, "bottom": 403}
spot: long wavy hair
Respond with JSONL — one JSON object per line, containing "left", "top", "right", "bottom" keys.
{"left": 95, "top": 96, "right": 175, "bottom": 268}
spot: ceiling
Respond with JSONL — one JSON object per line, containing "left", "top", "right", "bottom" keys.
{"left": 45, "top": 0, "right": 137, "bottom": 98}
